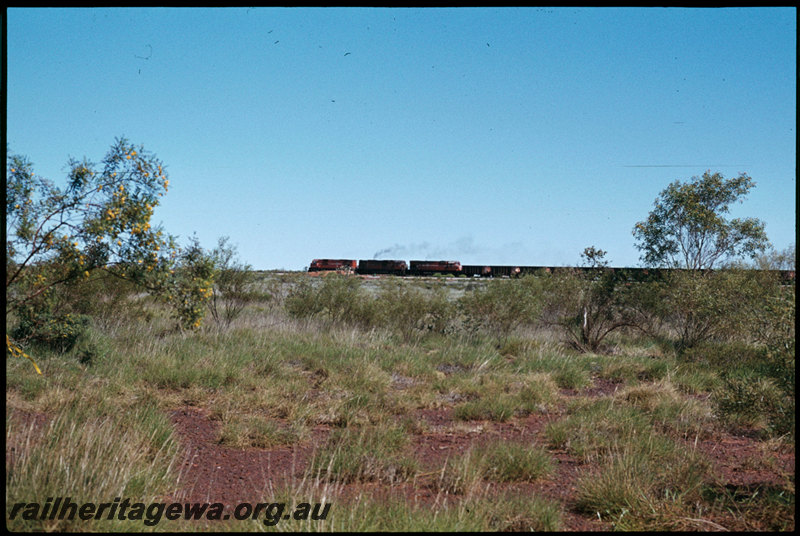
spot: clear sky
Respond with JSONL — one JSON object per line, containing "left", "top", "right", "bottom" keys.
{"left": 6, "top": 7, "right": 796, "bottom": 270}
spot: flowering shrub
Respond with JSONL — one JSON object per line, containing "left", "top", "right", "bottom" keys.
{"left": 6, "top": 139, "right": 186, "bottom": 367}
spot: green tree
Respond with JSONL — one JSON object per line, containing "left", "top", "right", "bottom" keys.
{"left": 7, "top": 139, "right": 174, "bottom": 362}
{"left": 632, "top": 171, "right": 769, "bottom": 269}
{"left": 6, "top": 139, "right": 216, "bottom": 368}
{"left": 162, "top": 235, "right": 217, "bottom": 331}
{"left": 539, "top": 248, "right": 636, "bottom": 353}
{"left": 7, "top": 138, "right": 172, "bottom": 311}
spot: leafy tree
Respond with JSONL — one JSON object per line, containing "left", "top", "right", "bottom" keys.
{"left": 539, "top": 248, "right": 636, "bottom": 353}
{"left": 6, "top": 139, "right": 217, "bottom": 369}
{"left": 7, "top": 138, "right": 172, "bottom": 311}
{"left": 7, "top": 139, "right": 174, "bottom": 364}
{"left": 580, "top": 245, "right": 610, "bottom": 268}
{"left": 632, "top": 171, "right": 769, "bottom": 269}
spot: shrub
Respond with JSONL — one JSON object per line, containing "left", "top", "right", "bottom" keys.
{"left": 539, "top": 269, "right": 639, "bottom": 353}
{"left": 458, "top": 276, "right": 543, "bottom": 341}
{"left": 375, "top": 281, "right": 455, "bottom": 340}
{"left": 657, "top": 269, "right": 784, "bottom": 351}
{"left": 714, "top": 372, "right": 794, "bottom": 437}
{"left": 207, "top": 236, "right": 256, "bottom": 329}
{"left": 11, "top": 307, "right": 90, "bottom": 354}
{"left": 285, "top": 274, "right": 376, "bottom": 328}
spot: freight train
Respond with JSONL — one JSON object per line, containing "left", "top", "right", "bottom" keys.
{"left": 308, "top": 258, "right": 796, "bottom": 283}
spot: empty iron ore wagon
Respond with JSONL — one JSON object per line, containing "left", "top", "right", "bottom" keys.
{"left": 461, "top": 265, "right": 493, "bottom": 277}
{"left": 408, "top": 260, "right": 462, "bottom": 276}
{"left": 488, "top": 265, "right": 522, "bottom": 277}
{"left": 357, "top": 259, "right": 408, "bottom": 275}
{"left": 308, "top": 259, "right": 358, "bottom": 272}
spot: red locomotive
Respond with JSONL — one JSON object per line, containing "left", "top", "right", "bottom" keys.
{"left": 408, "top": 260, "right": 462, "bottom": 276}
{"left": 356, "top": 259, "right": 408, "bottom": 275}
{"left": 308, "top": 259, "right": 357, "bottom": 272}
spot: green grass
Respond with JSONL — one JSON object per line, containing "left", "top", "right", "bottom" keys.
{"left": 434, "top": 441, "right": 555, "bottom": 497}
{"left": 575, "top": 433, "right": 712, "bottom": 530}
{"left": 6, "top": 398, "right": 179, "bottom": 532}
{"left": 311, "top": 424, "right": 418, "bottom": 484}
{"left": 6, "top": 271, "right": 794, "bottom": 532}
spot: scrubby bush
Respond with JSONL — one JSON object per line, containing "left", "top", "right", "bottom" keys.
{"left": 653, "top": 268, "right": 785, "bottom": 351}
{"left": 538, "top": 268, "right": 638, "bottom": 353}
{"left": 11, "top": 308, "right": 90, "bottom": 354}
{"left": 375, "top": 281, "right": 455, "bottom": 340}
{"left": 714, "top": 372, "right": 793, "bottom": 437}
{"left": 206, "top": 236, "right": 256, "bottom": 329}
{"left": 458, "top": 276, "right": 543, "bottom": 341}
{"left": 285, "top": 274, "right": 376, "bottom": 328}
{"left": 712, "top": 282, "right": 794, "bottom": 437}
{"left": 160, "top": 236, "right": 217, "bottom": 331}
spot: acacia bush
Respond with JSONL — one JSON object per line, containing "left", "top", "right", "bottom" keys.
{"left": 458, "top": 276, "right": 543, "bottom": 341}
{"left": 207, "top": 236, "right": 256, "bottom": 329}
{"left": 284, "top": 274, "right": 377, "bottom": 328}
{"left": 654, "top": 269, "right": 786, "bottom": 351}
{"left": 374, "top": 281, "right": 455, "bottom": 340}
{"left": 538, "top": 269, "right": 639, "bottom": 353}
{"left": 713, "top": 281, "right": 794, "bottom": 437}
{"left": 7, "top": 139, "right": 174, "bottom": 366}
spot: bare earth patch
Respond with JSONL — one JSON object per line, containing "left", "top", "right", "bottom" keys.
{"left": 6, "top": 374, "right": 793, "bottom": 531}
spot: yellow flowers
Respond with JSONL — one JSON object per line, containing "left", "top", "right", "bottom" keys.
{"left": 7, "top": 335, "right": 41, "bottom": 375}
{"left": 83, "top": 271, "right": 90, "bottom": 278}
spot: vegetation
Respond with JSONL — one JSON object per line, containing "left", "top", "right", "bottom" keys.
{"left": 633, "top": 171, "right": 769, "bottom": 269}
{"left": 6, "top": 157, "right": 794, "bottom": 532}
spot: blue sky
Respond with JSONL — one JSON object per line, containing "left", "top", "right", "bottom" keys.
{"left": 6, "top": 7, "right": 796, "bottom": 270}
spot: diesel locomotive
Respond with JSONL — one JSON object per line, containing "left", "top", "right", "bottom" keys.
{"left": 309, "top": 258, "right": 796, "bottom": 283}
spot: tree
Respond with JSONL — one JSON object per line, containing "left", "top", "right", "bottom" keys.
{"left": 6, "top": 138, "right": 215, "bottom": 369}
{"left": 580, "top": 245, "right": 610, "bottom": 268}
{"left": 753, "top": 244, "right": 795, "bottom": 271}
{"left": 539, "top": 247, "right": 636, "bottom": 353}
{"left": 7, "top": 138, "right": 173, "bottom": 315}
{"left": 632, "top": 171, "right": 769, "bottom": 269}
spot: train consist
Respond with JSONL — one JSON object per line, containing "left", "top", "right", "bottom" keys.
{"left": 308, "top": 258, "right": 796, "bottom": 283}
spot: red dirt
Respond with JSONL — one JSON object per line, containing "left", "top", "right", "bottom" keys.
{"left": 6, "top": 375, "right": 794, "bottom": 531}
{"left": 163, "top": 404, "right": 610, "bottom": 530}
{"left": 166, "top": 407, "right": 331, "bottom": 505}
